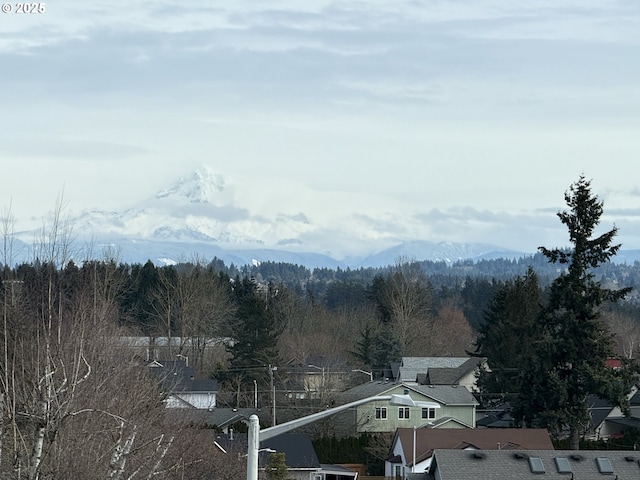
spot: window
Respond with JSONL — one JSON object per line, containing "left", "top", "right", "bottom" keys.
{"left": 375, "top": 407, "right": 387, "bottom": 419}
{"left": 422, "top": 407, "right": 436, "bottom": 419}
{"left": 398, "top": 407, "right": 410, "bottom": 419}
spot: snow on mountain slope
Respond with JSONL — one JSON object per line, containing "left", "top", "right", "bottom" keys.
{"left": 10, "top": 165, "right": 533, "bottom": 268}
{"left": 155, "top": 167, "right": 226, "bottom": 204}
{"left": 72, "top": 165, "right": 317, "bottom": 247}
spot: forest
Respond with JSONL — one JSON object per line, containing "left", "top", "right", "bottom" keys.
{"left": 2, "top": 178, "right": 640, "bottom": 477}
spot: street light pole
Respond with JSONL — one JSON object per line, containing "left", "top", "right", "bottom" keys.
{"left": 412, "top": 425, "right": 416, "bottom": 474}
{"left": 245, "top": 394, "right": 439, "bottom": 480}
{"left": 247, "top": 415, "right": 260, "bottom": 480}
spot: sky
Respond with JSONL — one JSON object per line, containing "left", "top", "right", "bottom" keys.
{"left": 2, "top": 0, "right": 640, "bottom": 255}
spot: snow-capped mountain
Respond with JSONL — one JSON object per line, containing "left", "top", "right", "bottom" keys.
{"left": 10, "top": 166, "right": 640, "bottom": 268}
{"left": 11, "top": 165, "right": 527, "bottom": 268}
{"left": 155, "top": 168, "right": 226, "bottom": 204}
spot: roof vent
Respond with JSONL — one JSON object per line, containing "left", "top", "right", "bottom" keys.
{"left": 624, "top": 456, "right": 636, "bottom": 462}
{"left": 472, "top": 452, "right": 485, "bottom": 460}
{"left": 513, "top": 453, "right": 527, "bottom": 460}
{"left": 570, "top": 454, "right": 583, "bottom": 461}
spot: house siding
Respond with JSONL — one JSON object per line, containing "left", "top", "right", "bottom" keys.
{"left": 167, "top": 392, "right": 216, "bottom": 409}
{"left": 354, "top": 385, "right": 475, "bottom": 433}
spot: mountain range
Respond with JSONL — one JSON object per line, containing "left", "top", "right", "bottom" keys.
{"left": 10, "top": 166, "right": 640, "bottom": 269}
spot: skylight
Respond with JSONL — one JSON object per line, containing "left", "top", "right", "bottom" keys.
{"left": 529, "top": 457, "right": 545, "bottom": 474}
{"left": 554, "top": 457, "right": 572, "bottom": 474}
{"left": 596, "top": 457, "right": 614, "bottom": 475}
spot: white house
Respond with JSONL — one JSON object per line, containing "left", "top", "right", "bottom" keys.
{"left": 148, "top": 359, "right": 217, "bottom": 410}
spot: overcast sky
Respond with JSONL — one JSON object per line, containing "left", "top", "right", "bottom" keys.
{"left": 2, "top": 1, "right": 640, "bottom": 253}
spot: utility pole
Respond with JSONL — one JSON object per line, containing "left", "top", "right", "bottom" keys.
{"left": 268, "top": 365, "right": 277, "bottom": 426}
{"left": 254, "top": 379, "right": 258, "bottom": 409}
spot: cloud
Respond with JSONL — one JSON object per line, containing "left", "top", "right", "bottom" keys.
{"left": 0, "top": 139, "right": 151, "bottom": 160}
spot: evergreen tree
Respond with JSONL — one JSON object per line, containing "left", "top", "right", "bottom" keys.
{"left": 265, "top": 452, "right": 290, "bottom": 480}
{"left": 474, "top": 268, "right": 541, "bottom": 406}
{"left": 518, "top": 176, "right": 635, "bottom": 448}
{"left": 226, "top": 277, "right": 281, "bottom": 369}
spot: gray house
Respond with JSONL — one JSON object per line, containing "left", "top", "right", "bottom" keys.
{"left": 386, "top": 428, "right": 554, "bottom": 478}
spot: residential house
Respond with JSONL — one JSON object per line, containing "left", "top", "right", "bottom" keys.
{"left": 331, "top": 381, "right": 478, "bottom": 435}
{"left": 385, "top": 427, "right": 553, "bottom": 478}
{"left": 426, "top": 449, "right": 640, "bottom": 480}
{"left": 282, "top": 355, "right": 350, "bottom": 401}
{"left": 586, "top": 386, "right": 640, "bottom": 440}
{"left": 395, "top": 357, "right": 484, "bottom": 392}
{"left": 148, "top": 359, "right": 217, "bottom": 409}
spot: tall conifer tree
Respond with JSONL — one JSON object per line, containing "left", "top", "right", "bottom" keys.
{"left": 521, "top": 176, "right": 634, "bottom": 447}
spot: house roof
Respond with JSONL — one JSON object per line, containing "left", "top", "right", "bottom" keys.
{"left": 334, "top": 380, "right": 400, "bottom": 404}
{"left": 260, "top": 434, "right": 321, "bottom": 469}
{"left": 429, "top": 449, "right": 640, "bottom": 480}
{"left": 319, "top": 464, "right": 358, "bottom": 478}
{"left": 476, "top": 404, "right": 514, "bottom": 428}
{"left": 427, "top": 416, "right": 473, "bottom": 429}
{"left": 424, "top": 358, "right": 482, "bottom": 386}
{"left": 604, "top": 416, "right": 640, "bottom": 430}
{"left": 148, "top": 360, "right": 218, "bottom": 393}
{"left": 164, "top": 407, "right": 266, "bottom": 427}
{"left": 398, "top": 357, "right": 471, "bottom": 382}
{"left": 410, "top": 384, "right": 478, "bottom": 406}
{"left": 393, "top": 428, "right": 554, "bottom": 467}
{"left": 335, "top": 381, "right": 477, "bottom": 407}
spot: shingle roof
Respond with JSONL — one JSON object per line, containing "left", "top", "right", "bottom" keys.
{"left": 334, "top": 381, "right": 399, "bottom": 404}
{"left": 394, "top": 428, "right": 554, "bottom": 467}
{"left": 334, "top": 382, "right": 477, "bottom": 406}
{"left": 425, "top": 358, "right": 482, "bottom": 386}
{"left": 260, "top": 433, "right": 321, "bottom": 469}
{"left": 410, "top": 385, "right": 478, "bottom": 406}
{"left": 214, "top": 432, "right": 321, "bottom": 469}
{"left": 165, "top": 407, "right": 266, "bottom": 428}
{"left": 148, "top": 360, "right": 217, "bottom": 393}
{"left": 398, "top": 357, "right": 471, "bottom": 382}
{"left": 430, "top": 449, "right": 640, "bottom": 480}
